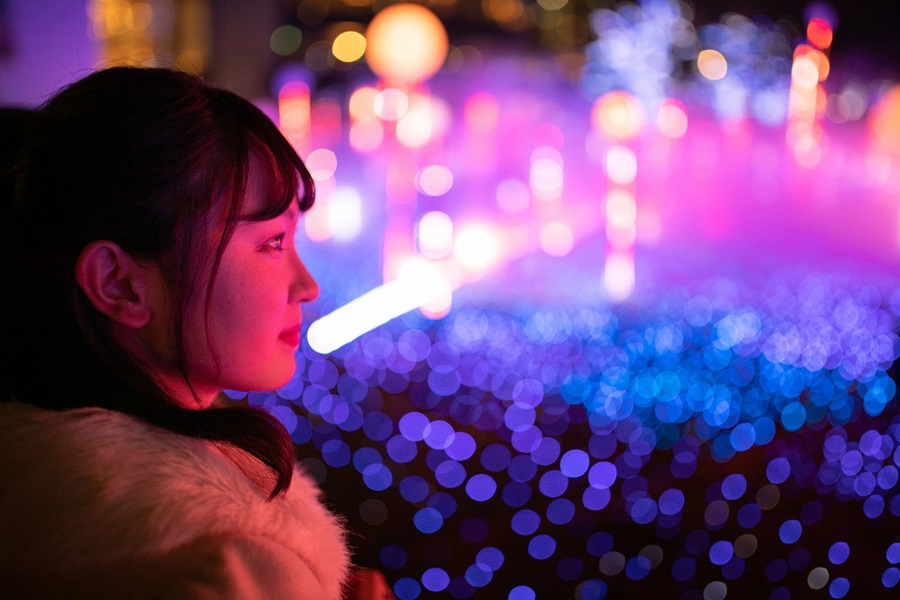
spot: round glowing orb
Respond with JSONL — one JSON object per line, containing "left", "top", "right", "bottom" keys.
{"left": 305, "top": 148, "right": 337, "bottom": 181}
{"left": 349, "top": 86, "right": 379, "bottom": 121}
{"left": 455, "top": 224, "right": 500, "bottom": 270}
{"left": 591, "top": 91, "right": 645, "bottom": 141}
{"left": 825, "top": 94, "right": 851, "bottom": 123}
{"left": 606, "top": 189, "right": 636, "bottom": 229}
{"left": 270, "top": 25, "right": 303, "bottom": 56}
{"left": 304, "top": 201, "right": 330, "bottom": 242}
{"left": 807, "top": 18, "right": 833, "bottom": 50}
{"left": 839, "top": 85, "right": 868, "bottom": 121}
{"left": 484, "top": 0, "right": 526, "bottom": 27}
{"left": 374, "top": 88, "right": 409, "bottom": 121}
{"left": 365, "top": 4, "right": 448, "bottom": 83}
{"left": 496, "top": 178, "right": 529, "bottom": 213}
{"left": 530, "top": 158, "right": 563, "bottom": 200}
{"left": 333, "top": 31, "right": 367, "bottom": 63}
{"left": 698, "top": 49, "right": 728, "bottom": 81}
{"left": 537, "top": 0, "right": 568, "bottom": 11}
{"left": 417, "top": 211, "right": 454, "bottom": 259}
{"left": 657, "top": 99, "right": 688, "bottom": 138}
{"left": 796, "top": 47, "right": 831, "bottom": 82}
{"left": 304, "top": 41, "right": 332, "bottom": 72}
{"left": 397, "top": 96, "right": 434, "bottom": 148}
{"left": 416, "top": 165, "right": 454, "bottom": 197}
{"left": 539, "top": 223, "right": 574, "bottom": 257}
{"left": 397, "top": 111, "right": 432, "bottom": 148}
{"left": 605, "top": 145, "right": 637, "bottom": 185}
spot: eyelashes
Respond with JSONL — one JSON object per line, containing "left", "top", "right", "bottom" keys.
{"left": 265, "top": 233, "right": 286, "bottom": 252}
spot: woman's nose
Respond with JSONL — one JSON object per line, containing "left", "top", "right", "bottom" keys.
{"left": 289, "top": 252, "right": 319, "bottom": 303}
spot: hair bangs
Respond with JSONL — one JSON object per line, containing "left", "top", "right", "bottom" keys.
{"left": 231, "top": 101, "right": 315, "bottom": 223}
{"left": 241, "top": 138, "right": 301, "bottom": 223}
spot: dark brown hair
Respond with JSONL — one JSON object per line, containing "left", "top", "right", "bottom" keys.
{"left": 0, "top": 67, "right": 315, "bottom": 499}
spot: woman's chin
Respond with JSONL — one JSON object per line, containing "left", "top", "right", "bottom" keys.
{"left": 267, "top": 362, "right": 299, "bottom": 392}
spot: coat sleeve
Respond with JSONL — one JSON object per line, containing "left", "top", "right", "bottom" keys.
{"left": 3, "top": 535, "right": 336, "bottom": 600}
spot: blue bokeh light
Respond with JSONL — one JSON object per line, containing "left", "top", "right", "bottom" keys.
{"left": 393, "top": 577, "right": 421, "bottom": 600}
{"left": 508, "top": 586, "right": 536, "bottom": 600}
{"left": 466, "top": 473, "right": 498, "bottom": 502}
{"left": 422, "top": 568, "right": 450, "bottom": 592}
{"left": 476, "top": 547, "right": 505, "bottom": 572}
{"left": 709, "top": 540, "right": 734, "bottom": 566}
{"left": 528, "top": 535, "right": 557, "bottom": 560}
{"left": 828, "top": 542, "right": 850, "bottom": 565}
{"left": 511, "top": 509, "right": 541, "bottom": 536}
{"left": 413, "top": 508, "right": 444, "bottom": 534}
{"left": 778, "top": 520, "right": 802, "bottom": 544}
{"left": 829, "top": 577, "right": 850, "bottom": 598}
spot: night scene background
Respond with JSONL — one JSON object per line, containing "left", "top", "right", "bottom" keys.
{"left": 2, "top": 0, "right": 899, "bottom": 598}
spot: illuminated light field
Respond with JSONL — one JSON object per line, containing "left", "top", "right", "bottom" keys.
{"left": 234, "top": 2, "right": 900, "bottom": 598}
{"left": 232, "top": 273, "right": 899, "bottom": 598}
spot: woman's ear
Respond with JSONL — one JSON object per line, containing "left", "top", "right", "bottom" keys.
{"left": 75, "top": 241, "right": 153, "bottom": 328}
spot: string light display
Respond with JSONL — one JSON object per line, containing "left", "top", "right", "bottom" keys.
{"left": 228, "top": 275, "right": 899, "bottom": 598}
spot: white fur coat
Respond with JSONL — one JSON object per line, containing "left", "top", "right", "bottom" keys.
{"left": 0, "top": 401, "right": 350, "bottom": 599}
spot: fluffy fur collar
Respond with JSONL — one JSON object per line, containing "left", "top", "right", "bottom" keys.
{"left": 0, "top": 401, "right": 349, "bottom": 598}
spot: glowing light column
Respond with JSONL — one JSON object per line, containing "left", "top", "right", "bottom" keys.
{"left": 592, "top": 91, "right": 644, "bottom": 302}
{"left": 278, "top": 81, "right": 311, "bottom": 159}
{"left": 787, "top": 17, "right": 833, "bottom": 167}
{"left": 866, "top": 85, "right": 900, "bottom": 253}
{"left": 364, "top": 3, "right": 448, "bottom": 283}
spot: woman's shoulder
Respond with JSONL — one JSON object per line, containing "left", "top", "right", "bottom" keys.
{"left": 0, "top": 401, "right": 247, "bottom": 554}
{"left": 0, "top": 401, "right": 349, "bottom": 593}
{"left": 0, "top": 400, "right": 226, "bottom": 495}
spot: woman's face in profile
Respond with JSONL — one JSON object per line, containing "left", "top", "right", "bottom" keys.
{"left": 180, "top": 160, "right": 320, "bottom": 405}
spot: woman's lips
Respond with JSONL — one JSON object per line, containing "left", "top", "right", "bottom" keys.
{"left": 279, "top": 324, "right": 301, "bottom": 347}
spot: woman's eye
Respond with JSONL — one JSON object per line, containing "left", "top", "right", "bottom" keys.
{"left": 267, "top": 233, "right": 286, "bottom": 251}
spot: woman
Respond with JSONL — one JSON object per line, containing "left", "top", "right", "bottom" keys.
{"left": 0, "top": 67, "right": 350, "bottom": 598}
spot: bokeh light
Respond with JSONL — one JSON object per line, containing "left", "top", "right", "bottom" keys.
{"left": 364, "top": 4, "right": 448, "bottom": 83}
{"left": 416, "top": 165, "right": 454, "bottom": 197}
{"left": 333, "top": 30, "right": 367, "bottom": 63}
{"left": 697, "top": 49, "right": 728, "bottom": 80}
{"left": 539, "top": 222, "right": 574, "bottom": 257}
{"left": 270, "top": 25, "right": 303, "bottom": 56}
{"left": 591, "top": 91, "right": 645, "bottom": 141}
{"left": 454, "top": 224, "right": 501, "bottom": 270}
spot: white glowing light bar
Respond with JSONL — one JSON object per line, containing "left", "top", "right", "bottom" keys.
{"left": 307, "top": 260, "right": 451, "bottom": 354}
